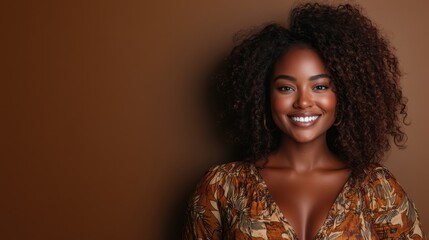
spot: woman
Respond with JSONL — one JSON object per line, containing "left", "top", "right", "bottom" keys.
{"left": 183, "top": 3, "right": 424, "bottom": 239}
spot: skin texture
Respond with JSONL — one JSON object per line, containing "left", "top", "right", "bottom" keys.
{"left": 256, "top": 47, "right": 350, "bottom": 240}
{"left": 270, "top": 46, "right": 336, "bottom": 146}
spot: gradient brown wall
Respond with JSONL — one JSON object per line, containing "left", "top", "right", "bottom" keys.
{"left": 1, "top": 1, "right": 428, "bottom": 239}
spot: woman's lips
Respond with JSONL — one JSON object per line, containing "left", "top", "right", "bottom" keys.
{"left": 288, "top": 115, "right": 320, "bottom": 127}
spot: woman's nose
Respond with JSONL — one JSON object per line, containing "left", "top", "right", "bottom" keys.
{"left": 293, "top": 90, "right": 313, "bottom": 109}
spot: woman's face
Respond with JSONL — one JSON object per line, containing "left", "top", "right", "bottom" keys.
{"left": 270, "top": 47, "right": 336, "bottom": 144}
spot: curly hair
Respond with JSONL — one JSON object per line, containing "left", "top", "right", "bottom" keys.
{"left": 215, "top": 3, "right": 408, "bottom": 176}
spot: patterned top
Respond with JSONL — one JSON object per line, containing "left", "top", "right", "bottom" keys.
{"left": 183, "top": 161, "right": 424, "bottom": 239}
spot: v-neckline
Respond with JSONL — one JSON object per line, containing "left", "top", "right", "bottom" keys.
{"left": 250, "top": 162, "right": 352, "bottom": 240}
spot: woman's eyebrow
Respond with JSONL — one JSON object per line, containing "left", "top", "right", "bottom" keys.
{"left": 309, "top": 73, "right": 330, "bottom": 80}
{"left": 273, "top": 73, "right": 330, "bottom": 81}
{"left": 273, "top": 74, "right": 296, "bottom": 81}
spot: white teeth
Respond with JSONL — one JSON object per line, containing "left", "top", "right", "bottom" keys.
{"left": 291, "top": 116, "right": 319, "bottom": 123}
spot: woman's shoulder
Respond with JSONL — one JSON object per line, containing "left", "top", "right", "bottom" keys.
{"left": 359, "top": 162, "right": 411, "bottom": 210}
{"left": 207, "top": 161, "right": 254, "bottom": 172}
{"left": 361, "top": 162, "right": 399, "bottom": 185}
{"left": 191, "top": 161, "right": 259, "bottom": 201}
{"left": 202, "top": 161, "right": 256, "bottom": 182}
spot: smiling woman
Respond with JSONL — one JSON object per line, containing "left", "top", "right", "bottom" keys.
{"left": 270, "top": 46, "right": 337, "bottom": 145}
{"left": 183, "top": 3, "right": 424, "bottom": 240}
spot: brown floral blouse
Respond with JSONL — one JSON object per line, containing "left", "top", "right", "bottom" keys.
{"left": 183, "top": 161, "right": 424, "bottom": 239}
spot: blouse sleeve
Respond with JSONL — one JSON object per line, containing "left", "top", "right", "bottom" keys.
{"left": 183, "top": 166, "right": 224, "bottom": 240}
{"left": 363, "top": 165, "right": 425, "bottom": 239}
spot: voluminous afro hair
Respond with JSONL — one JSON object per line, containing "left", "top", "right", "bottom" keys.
{"left": 215, "top": 3, "right": 408, "bottom": 176}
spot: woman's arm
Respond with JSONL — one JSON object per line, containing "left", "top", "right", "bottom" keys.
{"left": 183, "top": 166, "right": 224, "bottom": 240}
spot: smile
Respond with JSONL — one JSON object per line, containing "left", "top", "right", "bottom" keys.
{"left": 290, "top": 116, "right": 319, "bottom": 123}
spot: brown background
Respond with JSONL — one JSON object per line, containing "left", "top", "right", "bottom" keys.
{"left": 1, "top": 0, "right": 428, "bottom": 239}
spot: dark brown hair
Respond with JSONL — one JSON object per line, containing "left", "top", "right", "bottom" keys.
{"left": 215, "top": 3, "right": 408, "bottom": 176}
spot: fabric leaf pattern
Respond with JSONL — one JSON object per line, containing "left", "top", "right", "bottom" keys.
{"left": 183, "top": 162, "right": 424, "bottom": 239}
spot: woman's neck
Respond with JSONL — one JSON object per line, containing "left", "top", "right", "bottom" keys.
{"left": 267, "top": 136, "right": 341, "bottom": 172}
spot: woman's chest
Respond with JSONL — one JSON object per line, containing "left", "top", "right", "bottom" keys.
{"left": 221, "top": 198, "right": 378, "bottom": 240}
{"left": 220, "top": 171, "right": 378, "bottom": 239}
{"left": 259, "top": 170, "right": 351, "bottom": 239}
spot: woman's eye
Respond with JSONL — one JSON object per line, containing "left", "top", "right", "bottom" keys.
{"left": 278, "top": 86, "right": 294, "bottom": 92}
{"left": 314, "top": 85, "right": 329, "bottom": 90}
